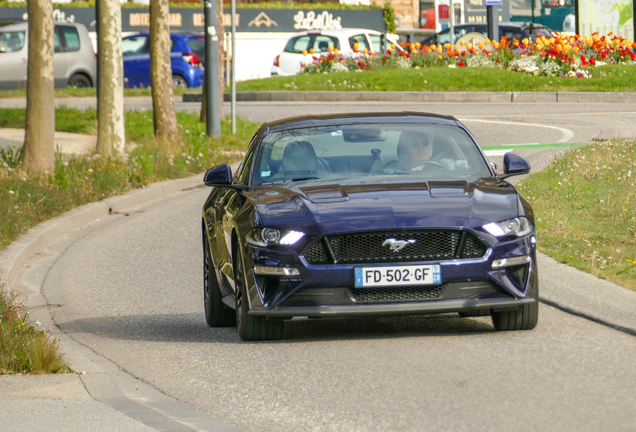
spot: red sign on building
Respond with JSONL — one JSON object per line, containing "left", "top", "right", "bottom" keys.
{"left": 438, "top": 4, "right": 450, "bottom": 19}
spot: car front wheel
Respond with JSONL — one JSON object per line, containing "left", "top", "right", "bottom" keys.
{"left": 491, "top": 285, "right": 539, "bottom": 331}
{"left": 204, "top": 233, "right": 236, "bottom": 327}
{"left": 234, "top": 244, "right": 283, "bottom": 341}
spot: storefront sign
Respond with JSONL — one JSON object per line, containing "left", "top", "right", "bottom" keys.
{"left": 0, "top": 7, "right": 385, "bottom": 33}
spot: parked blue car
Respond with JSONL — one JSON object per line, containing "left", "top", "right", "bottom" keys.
{"left": 122, "top": 32, "right": 205, "bottom": 88}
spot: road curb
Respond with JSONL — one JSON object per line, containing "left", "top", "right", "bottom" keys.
{"left": 0, "top": 174, "right": 203, "bottom": 296}
{"left": 183, "top": 91, "right": 636, "bottom": 104}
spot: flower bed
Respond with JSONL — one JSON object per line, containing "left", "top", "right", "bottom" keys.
{"left": 302, "top": 32, "right": 635, "bottom": 79}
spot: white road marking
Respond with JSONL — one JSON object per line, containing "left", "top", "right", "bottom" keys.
{"left": 458, "top": 118, "right": 575, "bottom": 143}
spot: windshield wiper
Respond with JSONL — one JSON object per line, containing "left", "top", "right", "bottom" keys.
{"left": 291, "top": 176, "right": 320, "bottom": 182}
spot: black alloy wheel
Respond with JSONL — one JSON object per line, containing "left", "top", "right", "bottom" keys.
{"left": 234, "top": 244, "right": 283, "bottom": 341}
{"left": 204, "top": 233, "right": 236, "bottom": 327}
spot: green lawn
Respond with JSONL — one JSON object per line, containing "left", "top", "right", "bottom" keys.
{"left": 235, "top": 66, "right": 636, "bottom": 93}
{"left": 518, "top": 140, "right": 636, "bottom": 290}
{"left": 0, "top": 108, "right": 256, "bottom": 252}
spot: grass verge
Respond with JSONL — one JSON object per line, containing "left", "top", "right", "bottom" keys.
{"left": 235, "top": 65, "right": 636, "bottom": 93}
{"left": 1, "top": 291, "right": 71, "bottom": 374}
{"left": 0, "top": 87, "right": 199, "bottom": 99}
{"left": 520, "top": 140, "right": 636, "bottom": 290}
{"left": 0, "top": 106, "right": 97, "bottom": 134}
{"left": 0, "top": 108, "right": 257, "bottom": 252}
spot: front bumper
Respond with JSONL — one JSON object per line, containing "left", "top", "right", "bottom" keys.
{"left": 249, "top": 297, "right": 535, "bottom": 318}
{"left": 242, "top": 232, "right": 537, "bottom": 318}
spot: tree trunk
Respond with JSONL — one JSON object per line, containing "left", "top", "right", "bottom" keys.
{"left": 150, "top": 0, "right": 179, "bottom": 140}
{"left": 201, "top": 0, "right": 225, "bottom": 124}
{"left": 23, "top": 0, "right": 55, "bottom": 172}
{"left": 96, "top": 0, "right": 126, "bottom": 156}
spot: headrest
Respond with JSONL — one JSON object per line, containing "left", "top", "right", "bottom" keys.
{"left": 282, "top": 141, "right": 318, "bottom": 172}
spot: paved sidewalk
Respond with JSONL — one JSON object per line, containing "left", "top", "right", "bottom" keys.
{"left": 0, "top": 127, "right": 95, "bottom": 155}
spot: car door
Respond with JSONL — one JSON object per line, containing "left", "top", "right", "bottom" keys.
{"left": 214, "top": 134, "right": 259, "bottom": 295}
{"left": 0, "top": 29, "right": 27, "bottom": 89}
{"left": 278, "top": 34, "right": 313, "bottom": 75}
{"left": 53, "top": 26, "right": 70, "bottom": 87}
{"left": 122, "top": 35, "right": 150, "bottom": 87}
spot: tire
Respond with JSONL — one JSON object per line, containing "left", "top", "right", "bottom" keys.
{"left": 459, "top": 309, "right": 490, "bottom": 317}
{"left": 67, "top": 74, "right": 92, "bottom": 88}
{"left": 491, "top": 285, "right": 539, "bottom": 331}
{"left": 204, "top": 233, "right": 236, "bottom": 327}
{"left": 234, "top": 244, "right": 283, "bottom": 341}
{"left": 172, "top": 74, "right": 189, "bottom": 89}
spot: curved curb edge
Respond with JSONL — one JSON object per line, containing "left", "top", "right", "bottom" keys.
{"left": 0, "top": 174, "right": 202, "bottom": 296}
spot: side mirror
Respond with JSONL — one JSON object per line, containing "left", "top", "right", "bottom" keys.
{"left": 499, "top": 153, "right": 530, "bottom": 179}
{"left": 203, "top": 164, "right": 244, "bottom": 190}
{"left": 204, "top": 164, "right": 232, "bottom": 186}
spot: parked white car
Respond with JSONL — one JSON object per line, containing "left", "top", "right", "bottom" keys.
{"left": 271, "top": 28, "right": 400, "bottom": 76}
{"left": 0, "top": 21, "right": 96, "bottom": 90}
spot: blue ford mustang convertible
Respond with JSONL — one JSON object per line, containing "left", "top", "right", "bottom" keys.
{"left": 202, "top": 112, "right": 538, "bottom": 341}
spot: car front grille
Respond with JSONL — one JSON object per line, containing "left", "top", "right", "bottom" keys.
{"left": 303, "top": 230, "right": 487, "bottom": 265}
{"left": 350, "top": 285, "right": 444, "bottom": 303}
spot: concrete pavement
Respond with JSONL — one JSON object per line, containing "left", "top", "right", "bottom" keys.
{"left": 1, "top": 93, "right": 636, "bottom": 430}
{"left": 0, "top": 128, "right": 96, "bottom": 155}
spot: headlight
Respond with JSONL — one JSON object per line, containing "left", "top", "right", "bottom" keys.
{"left": 246, "top": 228, "right": 304, "bottom": 246}
{"left": 482, "top": 217, "right": 533, "bottom": 238}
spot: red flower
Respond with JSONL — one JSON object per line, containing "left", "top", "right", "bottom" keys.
{"left": 383, "top": 55, "right": 388, "bottom": 60}
{"left": 458, "top": 60, "right": 466, "bottom": 67}
{"left": 461, "top": 51, "right": 466, "bottom": 56}
{"left": 590, "top": 58, "right": 596, "bottom": 65}
{"left": 386, "top": 49, "right": 392, "bottom": 55}
{"left": 602, "top": 51, "right": 608, "bottom": 59}
{"left": 468, "top": 48, "right": 474, "bottom": 54}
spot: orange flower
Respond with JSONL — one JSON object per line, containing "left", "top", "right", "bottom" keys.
{"left": 309, "top": 48, "right": 315, "bottom": 54}
{"left": 353, "top": 42, "right": 360, "bottom": 50}
{"left": 334, "top": 48, "right": 339, "bottom": 55}
{"left": 302, "top": 50, "right": 308, "bottom": 56}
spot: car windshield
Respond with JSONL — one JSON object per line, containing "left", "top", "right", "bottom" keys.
{"left": 252, "top": 123, "right": 491, "bottom": 186}
{"left": 284, "top": 35, "right": 341, "bottom": 53}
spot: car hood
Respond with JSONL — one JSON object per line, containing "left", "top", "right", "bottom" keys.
{"left": 246, "top": 179, "right": 522, "bottom": 235}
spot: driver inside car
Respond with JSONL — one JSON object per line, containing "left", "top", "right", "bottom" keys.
{"left": 386, "top": 130, "right": 469, "bottom": 173}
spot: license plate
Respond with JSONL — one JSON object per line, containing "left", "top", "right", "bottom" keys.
{"left": 354, "top": 264, "right": 441, "bottom": 288}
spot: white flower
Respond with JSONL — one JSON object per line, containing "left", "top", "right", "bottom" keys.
{"left": 448, "top": 65, "right": 457, "bottom": 68}
{"left": 9, "top": 190, "right": 14, "bottom": 194}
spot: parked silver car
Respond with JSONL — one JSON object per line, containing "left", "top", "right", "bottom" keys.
{"left": 0, "top": 21, "right": 96, "bottom": 90}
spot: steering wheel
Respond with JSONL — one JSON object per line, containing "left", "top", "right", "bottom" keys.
{"left": 405, "top": 160, "right": 445, "bottom": 171}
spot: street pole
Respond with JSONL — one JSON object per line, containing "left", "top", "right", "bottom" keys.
{"left": 204, "top": 0, "right": 221, "bottom": 137}
{"left": 449, "top": 0, "right": 454, "bottom": 46}
{"left": 486, "top": 6, "right": 494, "bottom": 41}
{"left": 231, "top": 0, "right": 236, "bottom": 135}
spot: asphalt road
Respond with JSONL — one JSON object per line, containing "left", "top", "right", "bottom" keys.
{"left": 28, "top": 99, "right": 636, "bottom": 431}
{"left": 42, "top": 187, "right": 636, "bottom": 432}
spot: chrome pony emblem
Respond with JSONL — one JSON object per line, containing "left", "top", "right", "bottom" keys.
{"left": 382, "top": 238, "right": 416, "bottom": 253}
